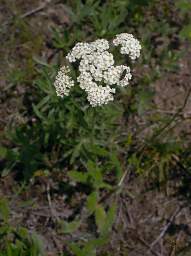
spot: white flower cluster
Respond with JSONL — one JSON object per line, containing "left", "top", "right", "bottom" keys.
{"left": 87, "top": 85, "right": 116, "bottom": 107}
{"left": 103, "top": 65, "right": 132, "bottom": 87}
{"left": 66, "top": 39, "right": 110, "bottom": 63}
{"left": 54, "top": 33, "right": 141, "bottom": 107}
{"left": 113, "top": 33, "right": 141, "bottom": 60}
{"left": 54, "top": 66, "right": 74, "bottom": 97}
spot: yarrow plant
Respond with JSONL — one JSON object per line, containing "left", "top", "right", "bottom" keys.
{"left": 54, "top": 33, "right": 141, "bottom": 107}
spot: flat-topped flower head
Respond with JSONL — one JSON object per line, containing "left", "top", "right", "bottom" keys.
{"left": 87, "top": 85, "right": 116, "bottom": 107}
{"left": 54, "top": 33, "right": 141, "bottom": 107}
{"left": 66, "top": 39, "right": 110, "bottom": 63}
{"left": 66, "top": 42, "right": 93, "bottom": 63}
{"left": 91, "top": 39, "right": 110, "bottom": 52}
{"left": 113, "top": 33, "right": 141, "bottom": 60}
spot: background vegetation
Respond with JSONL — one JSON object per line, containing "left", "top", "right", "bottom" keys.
{"left": 0, "top": 0, "right": 191, "bottom": 255}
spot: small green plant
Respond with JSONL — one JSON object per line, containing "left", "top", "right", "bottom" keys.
{"left": 0, "top": 198, "right": 44, "bottom": 256}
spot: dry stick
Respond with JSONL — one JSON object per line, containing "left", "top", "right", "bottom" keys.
{"left": 149, "top": 207, "right": 183, "bottom": 250}
{"left": 170, "top": 231, "right": 182, "bottom": 256}
{"left": 99, "top": 167, "right": 134, "bottom": 205}
{"left": 126, "top": 226, "right": 161, "bottom": 256}
{"left": 46, "top": 182, "right": 60, "bottom": 222}
{"left": 20, "top": 2, "right": 49, "bottom": 19}
{"left": 2, "top": 0, "right": 52, "bottom": 27}
{"left": 135, "top": 86, "right": 191, "bottom": 159}
{"left": 151, "top": 86, "right": 191, "bottom": 141}
{"left": 118, "top": 169, "right": 128, "bottom": 187}
{"left": 150, "top": 108, "right": 191, "bottom": 117}
{"left": 123, "top": 205, "right": 160, "bottom": 256}
{"left": 117, "top": 166, "right": 135, "bottom": 199}
{"left": 121, "top": 199, "right": 159, "bottom": 256}
{"left": 136, "top": 235, "right": 161, "bottom": 256}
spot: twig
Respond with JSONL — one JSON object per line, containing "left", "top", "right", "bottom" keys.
{"left": 135, "top": 86, "right": 191, "bottom": 156}
{"left": 20, "top": 1, "right": 50, "bottom": 19}
{"left": 136, "top": 235, "right": 161, "bottom": 256}
{"left": 2, "top": 0, "right": 52, "bottom": 27}
{"left": 127, "top": 226, "right": 161, "bottom": 256}
{"left": 151, "top": 108, "right": 191, "bottom": 117}
{"left": 149, "top": 207, "right": 182, "bottom": 250}
{"left": 151, "top": 86, "right": 191, "bottom": 140}
{"left": 117, "top": 167, "right": 135, "bottom": 199}
{"left": 118, "top": 169, "right": 128, "bottom": 187}
{"left": 46, "top": 182, "right": 59, "bottom": 222}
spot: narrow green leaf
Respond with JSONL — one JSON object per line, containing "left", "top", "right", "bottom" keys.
{"left": 70, "top": 143, "right": 82, "bottom": 164}
{"left": 176, "top": 0, "right": 191, "bottom": 11}
{"left": 90, "top": 145, "right": 108, "bottom": 157}
{"left": 68, "top": 171, "right": 88, "bottom": 183}
{"left": 110, "top": 153, "right": 123, "bottom": 181}
{"left": 0, "top": 198, "right": 9, "bottom": 222}
{"left": 82, "top": 243, "right": 96, "bottom": 256}
{"left": 58, "top": 220, "right": 81, "bottom": 234}
{"left": 69, "top": 244, "right": 84, "bottom": 256}
{"left": 31, "top": 233, "right": 45, "bottom": 256}
{"left": 37, "top": 95, "right": 50, "bottom": 109}
{"left": 83, "top": 236, "right": 109, "bottom": 253}
{"left": 32, "top": 104, "right": 45, "bottom": 120}
{"left": 86, "top": 192, "right": 98, "bottom": 213}
{"left": 102, "top": 203, "right": 117, "bottom": 235}
{"left": 180, "top": 24, "right": 191, "bottom": 40}
{"left": 0, "top": 146, "right": 7, "bottom": 159}
{"left": 1, "top": 162, "right": 16, "bottom": 177}
{"left": 95, "top": 205, "right": 106, "bottom": 233}
{"left": 86, "top": 160, "right": 97, "bottom": 172}
{"left": 92, "top": 169, "right": 103, "bottom": 189}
